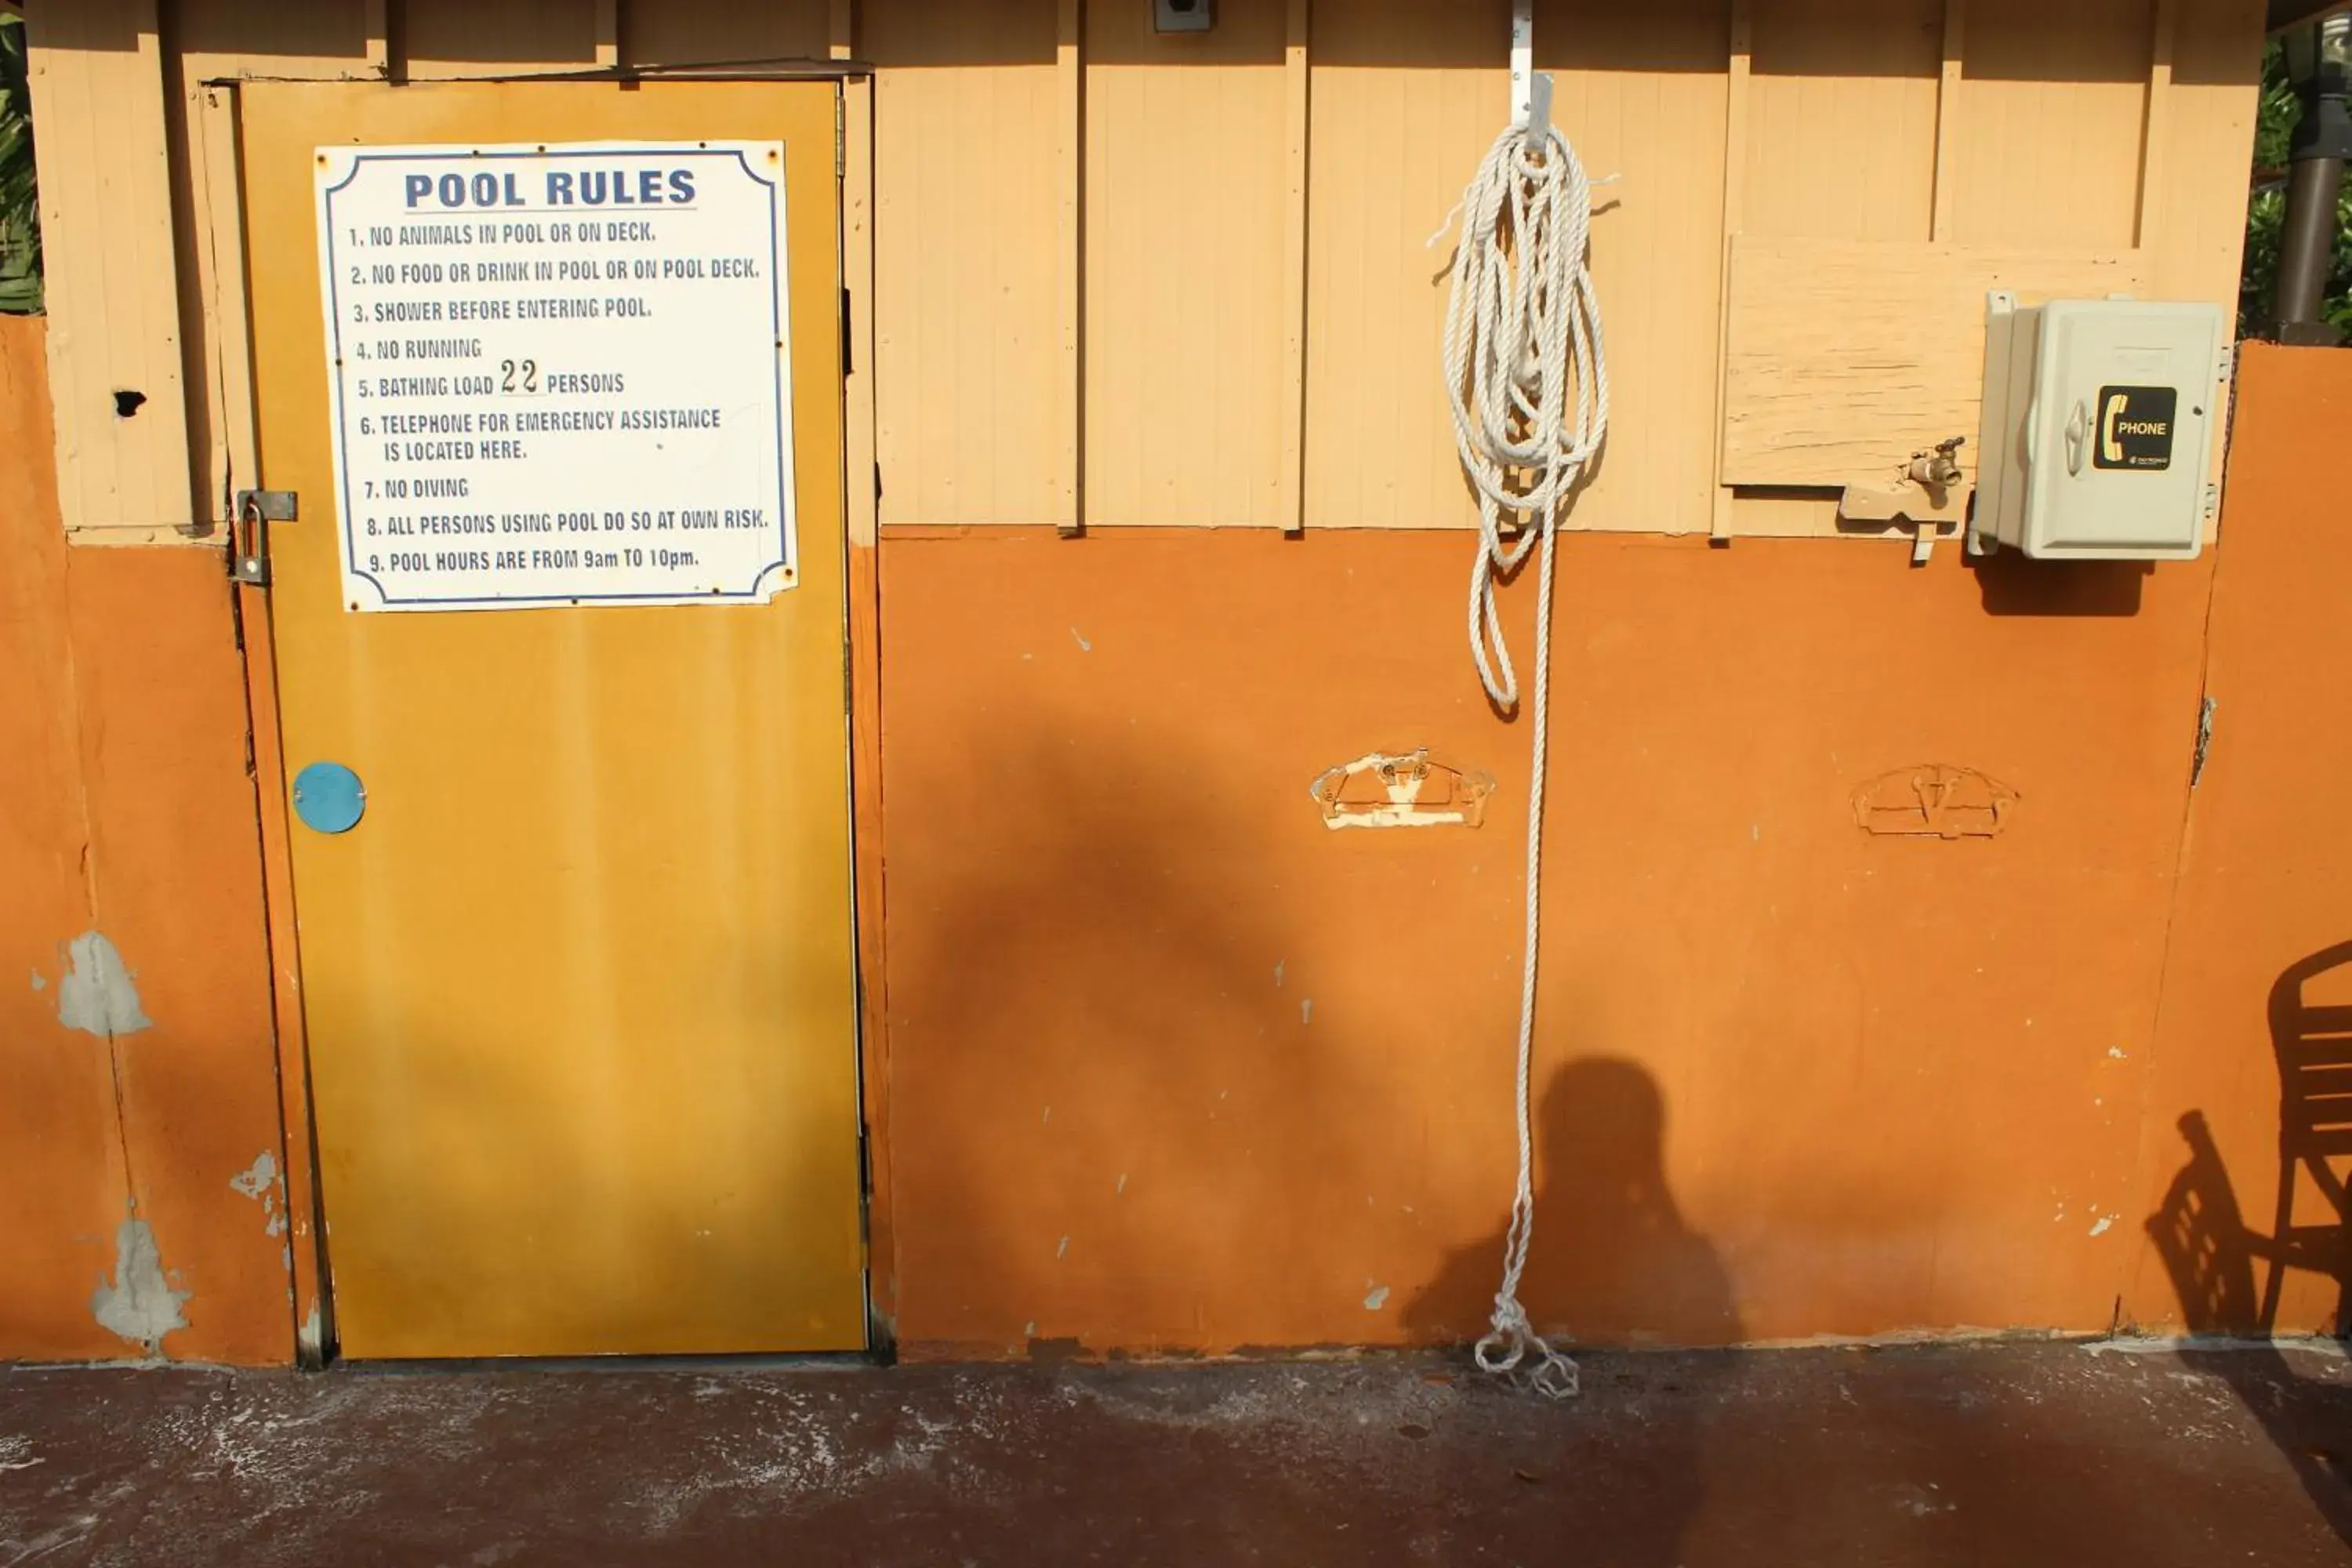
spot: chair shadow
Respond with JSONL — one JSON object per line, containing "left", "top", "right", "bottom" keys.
{"left": 2259, "top": 940, "right": 2352, "bottom": 1334}
{"left": 1406, "top": 1056, "right": 1741, "bottom": 1568}
{"left": 2144, "top": 940, "right": 2352, "bottom": 1552}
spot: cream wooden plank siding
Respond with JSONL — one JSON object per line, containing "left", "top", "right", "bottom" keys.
{"left": 2152, "top": 0, "right": 2265, "bottom": 308}
{"left": 1301, "top": 24, "right": 1501, "bottom": 529}
{"left": 187, "top": 84, "right": 259, "bottom": 524}
{"left": 1304, "top": 0, "right": 1730, "bottom": 534}
{"left": 871, "top": 0, "right": 1062, "bottom": 527}
{"left": 402, "top": 0, "right": 599, "bottom": 79}
{"left": 1745, "top": 0, "right": 1941, "bottom": 242}
{"left": 1721, "top": 238, "right": 2143, "bottom": 486}
{"left": 1552, "top": 1, "right": 1734, "bottom": 538}
{"left": 1053, "top": 0, "right": 1080, "bottom": 532}
{"left": 1951, "top": 0, "right": 2156, "bottom": 248}
{"left": 27, "top": 0, "right": 196, "bottom": 539}
{"left": 1082, "top": 0, "right": 1287, "bottom": 528}
{"left": 122, "top": 0, "right": 2267, "bottom": 543}
{"left": 626, "top": 8, "right": 832, "bottom": 67}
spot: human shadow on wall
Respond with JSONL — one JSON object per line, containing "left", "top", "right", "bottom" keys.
{"left": 1406, "top": 1057, "right": 1742, "bottom": 1348}
{"left": 2144, "top": 942, "right": 2352, "bottom": 1550}
{"left": 1402, "top": 1058, "right": 1741, "bottom": 1568}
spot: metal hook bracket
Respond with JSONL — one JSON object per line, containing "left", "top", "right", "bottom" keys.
{"left": 230, "top": 488, "right": 296, "bottom": 587}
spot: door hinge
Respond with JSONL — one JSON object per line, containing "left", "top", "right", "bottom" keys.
{"left": 835, "top": 89, "right": 846, "bottom": 180}
{"left": 230, "top": 489, "right": 297, "bottom": 587}
{"left": 2190, "top": 694, "right": 2217, "bottom": 786}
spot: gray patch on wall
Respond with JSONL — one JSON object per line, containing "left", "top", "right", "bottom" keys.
{"left": 56, "top": 931, "right": 151, "bottom": 1038}
{"left": 227, "top": 1150, "right": 278, "bottom": 1200}
{"left": 229, "top": 1151, "right": 288, "bottom": 1236}
{"left": 91, "top": 1218, "right": 189, "bottom": 1350}
{"left": 298, "top": 1303, "right": 324, "bottom": 1360}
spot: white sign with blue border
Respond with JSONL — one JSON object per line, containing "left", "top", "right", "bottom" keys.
{"left": 312, "top": 140, "right": 795, "bottom": 612}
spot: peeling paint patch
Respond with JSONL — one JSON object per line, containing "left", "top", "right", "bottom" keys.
{"left": 1273, "top": 960, "right": 1284, "bottom": 988}
{"left": 28, "top": 967, "right": 45, "bottom": 992}
{"left": 1301, "top": 998, "right": 1313, "bottom": 1025}
{"left": 228, "top": 1150, "right": 278, "bottom": 1200}
{"left": 1310, "top": 749, "right": 1494, "bottom": 829}
{"left": 298, "top": 1304, "right": 324, "bottom": 1359}
{"left": 230, "top": 1151, "right": 288, "bottom": 1236}
{"left": 1069, "top": 626, "right": 1092, "bottom": 652}
{"left": 91, "top": 1218, "right": 188, "bottom": 1350}
{"left": 56, "top": 932, "right": 151, "bottom": 1039}
{"left": 1055, "top": 1236, "right": 1069, "bottom": 1261}
{"left": 1116, "top": 1172, "right": 1128, "bottom": 1196}
{"left": 1363, "top": 1284, "right": 1391, "bottom": 1311}
{"left": 2089, "top": 1214, "right": 2118, "bottom": 1237}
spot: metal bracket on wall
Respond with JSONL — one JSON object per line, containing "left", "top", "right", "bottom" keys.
{"left": 230, "top": 488, "right": 296, "bottom": 587}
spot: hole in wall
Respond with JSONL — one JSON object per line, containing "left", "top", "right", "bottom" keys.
{"left": 112, "top": 389, "right": 147, "bottom": 419}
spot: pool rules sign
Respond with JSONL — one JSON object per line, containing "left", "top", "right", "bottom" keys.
{"left": 313, "top": 142, "right": 797, "bottom": 612}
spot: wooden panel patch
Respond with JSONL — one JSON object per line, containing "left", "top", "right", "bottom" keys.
{"left": 1720, "top": 238, "right": 2141, "bottom": 488}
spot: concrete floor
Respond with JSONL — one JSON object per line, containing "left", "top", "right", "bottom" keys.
{"left": 4, "top": 1342, "right": 2352, "bottom": 1566}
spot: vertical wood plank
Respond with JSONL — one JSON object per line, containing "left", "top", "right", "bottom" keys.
{"left": 837, "top": 54, "right": 889, "bottom": 1332}
{"left": 1080, "top": 0, "right": 1287, "bottom": 528}
{"left": 237, "top": 579, "right": 329, "bottom": 1363}
{"left": 188, "top": 84, "right": 256, "bottom": 524}
{"left": 845, "top": 536, "right": 895, "bottom": 1345}
{"left": 1278, "top": 0, "right": 1312, "bottom": 535}
{"left": 869, "top": 1, "right": 1061, "bottom": 528}
{"left": 188, "top": 77, "right": 326, "bottom": 1363}
{"left": 24, "top": 0, "right": 196, "bottom": 539}
{"left": 593, "top": 0, "right": 622, "bottom": 70}
{"left": 844, "top": 77, "right": 878, "bottom": 548}
{"left": 2137, "top": 0, "right": 2179, "bottom": 249}
{"left": 1932, "top": 0, "right": 1968, "bottom": 240}
{"left": 1709, "top": 0, "right": 1753, "bottom": 540}
{"left": 1744, "top": 0, "right": 1942, "bottom": 243}
{"left": 363, "top": 0, "right": 390, "bottom": 78}
{"left": 1055, "top": 0, "right": 1083, "bottom": 535}
{"left": 1947, "top": 0, "right": 2151, "bottom": 249}
{"left": 829, "top": 0, "right": 857, "bottom": 57}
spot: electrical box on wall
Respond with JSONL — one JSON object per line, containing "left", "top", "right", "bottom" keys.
{"left": 1971, "top": 295, "right": 2227, "bottom": 561}
{"left": 1155, "top": 0, "right": 1214, "bottom": 31}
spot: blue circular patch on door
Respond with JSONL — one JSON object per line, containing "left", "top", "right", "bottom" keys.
{"left": 292, "top": 761, "right": 366, "bottom": 834}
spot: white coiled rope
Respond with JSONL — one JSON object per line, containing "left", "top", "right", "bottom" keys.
{"left": 1433, "top": 117, "right": 1609, "bottom": 1399}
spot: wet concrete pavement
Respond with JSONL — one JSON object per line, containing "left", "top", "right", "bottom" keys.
{"left": 4, "top": 1341, "right": 2351, "bottom": 1566}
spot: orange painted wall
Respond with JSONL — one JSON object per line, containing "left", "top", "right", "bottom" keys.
{"left": 2129, "top": 344, "right": 2352, "bottom": 1339}
{"left": 6, "top": 325, "right": 2349, "bottom": 1367}
{"left": 876, "top": 500, "right": 2243, "bottom": 1355}
{"left": 0, "top": 317, "right": 292, "bottom": 1363}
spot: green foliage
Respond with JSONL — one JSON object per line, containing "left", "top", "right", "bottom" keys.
{"left": 2242, "top": 37, "right": 2352, "bottom": 336}
{"left": 0, "top": 12, "right": 38, "bottom": 315}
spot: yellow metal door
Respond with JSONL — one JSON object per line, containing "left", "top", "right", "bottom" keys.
{"left": 241, "top": 81, "right": 864, "bottom": 1358}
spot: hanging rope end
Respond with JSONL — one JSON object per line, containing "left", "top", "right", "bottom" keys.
{"left": 1475, "top": 1295, "right": 1581, "bottom": 1399}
